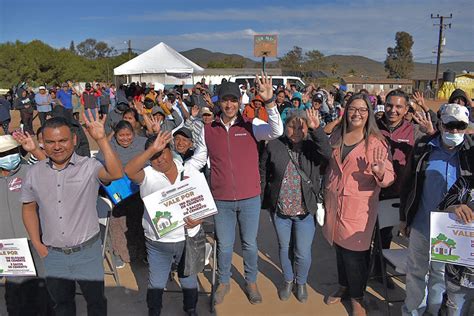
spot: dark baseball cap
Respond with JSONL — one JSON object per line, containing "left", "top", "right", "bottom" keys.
{"left": 313, "top": 92, "right": 324, "bottom": 102}
{"left": 85, "top": 82, "right": 91, "bottom": 88}
{"left": 173, "top": 127, "right": 193, "bottom": 140}
{"left": 218, "top": 82, "right": 240, "bottom": 100}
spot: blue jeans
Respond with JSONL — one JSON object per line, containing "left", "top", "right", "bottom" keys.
{"left": 446, "top": 281, "right": 474, "bottom": 316}
{"left": 110, "top": 98, "right": 116, "bottom": 112}
{"left": 273, "top": 212, "right": 315, "bottom": 285}
{"left": 402, "top": 228, "right": 445, "bottom": 316}
{"left": 145, "top": 239, "right": 197, "bottom": 289}
{"left": 84, "top": 107, "right": 97, "bottom": 121}
{"left": 214, "top": 195, "right": 261, "bottom": 284}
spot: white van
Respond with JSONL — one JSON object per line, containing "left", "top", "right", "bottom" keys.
{"left": 229, "top": 75, "right": 305, "bottom": 90}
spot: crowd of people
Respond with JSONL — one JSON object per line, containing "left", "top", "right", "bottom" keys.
{"left": 0, "top": 73, "right": 473, "bottom": 316}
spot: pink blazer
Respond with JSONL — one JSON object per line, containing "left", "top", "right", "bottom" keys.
{"left": 323, "top": 135, "right": 395, "bottom": 251}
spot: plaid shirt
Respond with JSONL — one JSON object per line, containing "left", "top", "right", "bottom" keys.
{"left": 318, "top": 106, "right": 340, "bottom": 128}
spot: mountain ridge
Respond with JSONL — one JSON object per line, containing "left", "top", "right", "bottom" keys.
{"left": 180, "top": 48, "right": 474, "bottom": 78}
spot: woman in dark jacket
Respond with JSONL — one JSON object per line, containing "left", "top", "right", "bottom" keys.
{"left": 260, "top": 108, "right": 331, "bottom": 302}
{"left": 14, "top": 89, "right": 35, "bottom": 135}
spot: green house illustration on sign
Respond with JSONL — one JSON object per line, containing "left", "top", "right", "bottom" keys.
{"left": 431, "top": 233, "right": 460, "bottom": 261}
{"left": 152, "top": 211, "right": 179, "bottom": 237}
{"left": 153, "top": 211, "right": 172, "bottom": 230}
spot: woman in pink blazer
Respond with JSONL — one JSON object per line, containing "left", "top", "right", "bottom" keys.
{"left": 323, "top": 93, "right": 395, "bottom": 316}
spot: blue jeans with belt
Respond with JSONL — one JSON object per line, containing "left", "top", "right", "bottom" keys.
{"left": 43, "top": 237, "right": 106, "bottom": 316}
{"left": 273, "top": 212, "right": 315, "bottom": 285}
{"left": 214, "top": 195, "right": 261, "bottom": 284}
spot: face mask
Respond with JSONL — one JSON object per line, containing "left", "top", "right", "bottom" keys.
{"left": 442, "top": 131, "right": 464, "bottom": 147}
{"left": 0, "top": 153, "right": 21, "bottom": 171}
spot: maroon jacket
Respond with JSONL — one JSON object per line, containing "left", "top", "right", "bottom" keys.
{"left": 204, "top": 115, "right": 260, "bottom": 201}
{"left": 377, "top": 119, "right": 417, "bottom": 200}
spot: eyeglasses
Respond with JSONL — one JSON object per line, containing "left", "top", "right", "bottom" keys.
{"left": 347, "top": 106, "right": 369, "bottom": 115}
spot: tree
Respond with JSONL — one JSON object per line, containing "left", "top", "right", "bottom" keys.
{"left": 76, "top": 38, "right": 115, "bottom": 59}
{"left": 348, "top": 68, "right": 357, "bottom": 76}
{"left": 278, "top": 46, "right": 304, "bottom": 71}
{"left": 384, "top": 31, "right": 414, "bottom": 78}
{"left": 69, "top": 40, "right": 75, "bottom": 54}
{"left": 304, "top": 50, "right": 325, "bottom": 71}
{"left": 207, "top": 57, "right": 246, "bottom": 68}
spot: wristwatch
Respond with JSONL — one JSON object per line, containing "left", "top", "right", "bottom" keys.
{"left": 264, "top": 96, "right": 276, "bottom": 105}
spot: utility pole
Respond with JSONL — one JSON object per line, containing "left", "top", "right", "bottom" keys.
{"left": 431, "top": 13, "right": 452, "bottom": 99}
{"left": 127, "top": 40, "right": 132, "bottom": 60}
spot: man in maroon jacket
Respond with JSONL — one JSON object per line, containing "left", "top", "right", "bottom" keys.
{"left": 374, "top": 89, "right": 435, "bottom": 286}
{"left": 203, "top": 74, "right": 283, "bottom": 305}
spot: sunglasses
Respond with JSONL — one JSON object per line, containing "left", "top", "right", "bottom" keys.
{"left": 443, "top": 121, "right": 468, "bottom": 131}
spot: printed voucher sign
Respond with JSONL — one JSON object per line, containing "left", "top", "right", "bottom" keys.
{"left": 0, "top": 238, "right": 37, "bottom": 276}
{"left": 430, "top": 212, "right": 474, "bottom": 268}
{"left": 143, "top": 173, "right": 217, "bottom": 238}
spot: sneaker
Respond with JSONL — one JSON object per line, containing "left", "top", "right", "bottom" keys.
{"left": 278, "top": 281, "right": 293, "bottom": 301}
{"left": 295, "top": 283, "right": 308, "bottom": 303}
{"left": 214, "top": 283, "right": 230, "bottom": 305}
{"left": 245, "top": 282, "right": 262, "bottom": 304}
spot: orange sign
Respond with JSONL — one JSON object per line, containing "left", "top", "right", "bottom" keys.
{"left": 254, "top": 34, "right": 278, "bottom": 57}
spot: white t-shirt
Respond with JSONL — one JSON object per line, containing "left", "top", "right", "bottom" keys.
{"left": 140, "top": 160, "right": 201, "bottom": 243}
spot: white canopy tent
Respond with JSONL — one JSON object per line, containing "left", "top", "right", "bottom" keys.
{"left": 113, "top": 42, "right": 204, "bottom": 85}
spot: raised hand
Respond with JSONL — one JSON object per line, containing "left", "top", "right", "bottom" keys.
{"left": 149, "top": 115, "right": 161, "bottom": 134}
{"left": 12, "top": 130, "right": 38, "bottom": 153}
{"left": 133, "top": 99, "right": 144, "bottom": 115}
{"left": 413, "top": 111, "right": 435, "bottom": 135}
{"left": 327, "top": 93, "right": 335, "bottom": 108}
{"left": 150, "top": 131, "right": 172, "bottom": 153}
{"left": 203, "top": 93, "right": 213, "bottom": 106}
{"left": 191, "top": 105, "right": 200, "bottom": 118}
{"left": 302, "top": 93, "right": 310, "bottom": 104}
{"left": 306, "top": 107, "right": 320, "bottom": 130}
{"left": 413, "top": 91, "right": 427, "bottom": 111}
{"left": 378, "top": 90, "right": 386, "bottom": 104}
{"left": 371, "top": 147, "right": 387, "bottom": 180}
{"left": 82, "top": 109, "right": 106, "bottom": 141}
{"left": 255, "top": 72, "right": 274, "bottom": 103}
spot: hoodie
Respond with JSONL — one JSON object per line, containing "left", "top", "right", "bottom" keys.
{"left": 448, "top": 88, "right": 470, "bottom": 106}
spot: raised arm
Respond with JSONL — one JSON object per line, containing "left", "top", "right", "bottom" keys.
{"left": 82, "top": 109, "right": 123, "bottom": 182}
{"left": 124, "top": 131, "right": 172, "bottom": 184}
{"left": 252, "top": 72, "right": 284, "bottom": 141}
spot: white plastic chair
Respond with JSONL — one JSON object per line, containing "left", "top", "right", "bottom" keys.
{"left": 97, "top": 196, "right": 120, "bottom": 286}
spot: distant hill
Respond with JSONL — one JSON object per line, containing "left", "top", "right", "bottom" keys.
{"left": 180, "top": 48, "right": 257, "bottom": 68}
{"left": 180, "top": 48, "right": 474, "bottom": 79}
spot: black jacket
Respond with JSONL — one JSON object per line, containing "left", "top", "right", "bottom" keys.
{"left": 400, "top": 132, "right": 474, "bottom": 225}
{"left": 260, "top": 127, "right": 331, "bottom": 214}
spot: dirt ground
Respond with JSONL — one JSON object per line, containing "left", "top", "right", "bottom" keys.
{"left": 1, "top": 212, "right": 407, "bottom": 316}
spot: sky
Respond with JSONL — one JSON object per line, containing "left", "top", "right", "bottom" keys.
{"left": 0, "top": 0, "right": 473, "bottom": 63}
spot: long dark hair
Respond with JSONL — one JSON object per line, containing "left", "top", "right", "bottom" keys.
{"left": 334, "top": 93, "right": 384, "bottom": 152}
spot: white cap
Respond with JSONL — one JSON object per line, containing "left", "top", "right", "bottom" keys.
{"left": 0, "top": 135, "right": 20, "bottom": 152}
{"left": 38, "top": 86, "right": 46, "bottom": 90}
{"left": 440, "top": 103, "right": 470, "bottom": 124}
{"left": 375, "top": 104, "right": 385, "bottom": 113}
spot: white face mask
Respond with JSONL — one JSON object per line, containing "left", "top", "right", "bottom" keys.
{"left": 442, "top": 131, "right": 465, "bottom": 147}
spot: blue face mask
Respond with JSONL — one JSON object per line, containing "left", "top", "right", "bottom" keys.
{"left": 0, "top": 153, "right": 21, "bottom": 171}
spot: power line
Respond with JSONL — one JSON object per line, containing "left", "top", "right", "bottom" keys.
{"left": 431, "top": 13, "right": 452, "bottom": 99}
